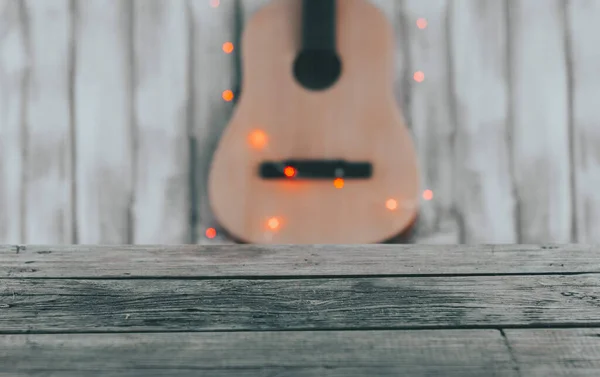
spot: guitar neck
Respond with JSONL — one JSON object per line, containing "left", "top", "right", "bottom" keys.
{"left": 301, "top": 0, "right": 337, "bottom": 52}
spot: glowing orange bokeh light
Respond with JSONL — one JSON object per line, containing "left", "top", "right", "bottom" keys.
{"left": 416, "top": 18, "right": 428, "bottom": 29}
{"left": 210, "top": 0, "right": 220, "bottom": 8}
{"left": 283, "top": 166, "right": 297, "bottom": 178}
{"left": 222, "top": 42, "right": 234, "bottom": 54}
{"left": 413, "top": 71, "right": 425, "bottom": 83}
{"left": 205, "top": 227, "right": 217, "bottom": 239}
{"left": 333, "top": 178, "right": 345, "bottom": 189}
{"left": 222, "top": 90, "right": 234, "bottom": 102}
{"left": 386, "top": 199, "right": 398, "bottom": 211}
{"left": 248, "top": 129, "right": 268, "bottom": 149}
{"left": 267, "top": 217, "right": 280, "bottom": 230}
{"left": 423, "top": 189, "right": 434, "bottom": 201}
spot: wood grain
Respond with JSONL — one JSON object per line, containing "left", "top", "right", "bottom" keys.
{"left": 189, "top": 0, "right": 237, "bottom": 244}
{"left": 509, "top": 0, "right": 572, "bottom": 243}
{"left": 132, "top": 0, "right": 191, "bottom": 243}
{"left": 73, "top": 0, "right": 134, "bottom": 243}
{"left": 1, "top": 244, "right": 598, "bottom": 278}
{"left": 22, "top": 0, "right": 73, "bottom": 244}
{"left": 402, "top": 0, "right": 460, "bottom": 244}
{"left": 505, "top": 328, "right": 600, "bottom": 377}
{"left": 2, "top": 273, "right": 600, "bottom": 333}
{"left": 0, "top": 330, "right": 516, "bottom": 377}
{"left": 0, "top": 0, "right": 26, "bottom": 244}
{"left": 566, "top": 0, "right": 600, "bottom": 243}
{"left": 449, "top": 0, "right": 517, "bottom": 243}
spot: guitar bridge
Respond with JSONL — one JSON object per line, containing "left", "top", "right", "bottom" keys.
{"left": 259, "top": 160, "right": 372, "bottom": 180}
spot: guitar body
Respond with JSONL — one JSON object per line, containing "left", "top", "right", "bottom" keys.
{"left": 208, "top": 0, "right": 420, "bottom": 244}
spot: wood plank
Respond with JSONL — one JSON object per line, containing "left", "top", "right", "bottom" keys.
{"left": 73, "top": 0, "right": 134, "bottom": 243}
{"left": 402, "top": 0, "right": 459, "bottom": 243}
{"left": 449, "top": 0, "right": 517, "bottom": 243}
{"left": 566, "top": 0, "right": 600, "bottom": 243}
{"left": 509, "top": 0, "right": 572, "bottom": 243}
{"left": 1, "top": 274, "right": 600, "bottom": 333}
{"left": 0, "top": 0, "right": 26, "bottom": 244}
{"left": 0, "top": 330, "right": 515, "bottom": 377}
{"left": 189, "top": 0, "right": 237, "bottom": 244}
{"left": 22, "top": 0, "right": 73, "bottom": 244}
{"left": 0, "top": 368, "right": 513, "bottom": 377}
{"left": 505, "top": 328, "right": 600, "bottom": 377}
{"left": 1, "top": 244, "right": 598, "bottom": 278}
{"left": 132, "top": 0, "right": 191, "bottom": 243}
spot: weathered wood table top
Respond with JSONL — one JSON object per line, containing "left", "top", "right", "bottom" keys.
{"left": 1, "top": 244, "right": 599, "bottom": 376}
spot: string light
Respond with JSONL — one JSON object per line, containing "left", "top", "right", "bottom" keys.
{"left": 333, "top": 178, "right": 344, "bottom": 189}
{"left": 416, "top": 18, "right": 428, "bottom": 29}
{"left": 222, "top": 90, "right": 234, "bottom": 102}
{"left": 222, "top": 42, "right": 234, "bottom": 54}
{"left": 283, "top": 166, "right": 297, "bottom": 178}
{"left": 248, "top": 129, "right": 268, "bottom": 149}
{"left": 386, "top": 199, "right": 398, "bottom": 211}
{"left": 413, "top": 71, "right": 425, "bottom": 83}
{"left": 267, "top": 217, "right": 281, "bottom": 231}
{"left": 205, "top": 227, "right": 217, "bottom": 239}
{"left": 210, "top": 0, "right": 220, "bottom": 8}
{"left": 422, "top": 189, "right": 434, "bottom": 201}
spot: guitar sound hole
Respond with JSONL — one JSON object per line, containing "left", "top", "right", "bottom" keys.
{"left": 293, "top": 50, "right": 342, "bottom": 91}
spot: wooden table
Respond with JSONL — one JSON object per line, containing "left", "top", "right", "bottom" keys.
{"left": 1, "top": 244, "right": 599, "bottom": 376}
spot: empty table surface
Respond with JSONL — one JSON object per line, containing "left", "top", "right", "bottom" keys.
{"left": 1, "top": 244, "right": 599, "bottom": 376}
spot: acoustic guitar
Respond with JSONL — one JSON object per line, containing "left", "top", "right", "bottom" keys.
{"left": 208, "top": 0, "right": 420, "bottom": 244}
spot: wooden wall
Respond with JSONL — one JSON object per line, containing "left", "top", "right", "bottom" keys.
{"left": 1, "top": 0, "right": 599, "bottom": 245}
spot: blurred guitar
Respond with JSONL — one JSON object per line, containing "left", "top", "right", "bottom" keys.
{"left": 208, "top": 0, "right": 420, "bottom": 243}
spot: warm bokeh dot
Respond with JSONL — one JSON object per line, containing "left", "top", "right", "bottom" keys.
{"left": 222, "top": 42, "right": 234, "bottom": 54}
{"left": 222, "top": 90, "right": 234, "bottom": 102}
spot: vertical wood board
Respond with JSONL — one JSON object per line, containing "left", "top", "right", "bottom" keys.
{"left": 74, "top": 0, "right": 134, "bottom": 243}
{"left": 0, "top": 0, "right": 26, "bottom": 244}
{"left": 22, "top": 0, "right": 73, "bottom": 243}
{"left": 132, "top": 0, "right": 191, "bottom": 243}
{"left": 402, "top": 0, "right": 459, "bottom": 243}
{"left": 450, "top": 0, "right": 517, "bottom": 243}
{"left": 509, "top": 0, "right": 572, "bottom": 243}
{"left": 566, "top": 0, "right": 600, "bottom": 243}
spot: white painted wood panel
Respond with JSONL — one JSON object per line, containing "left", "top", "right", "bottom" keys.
{"left": 189, "top": 0, "right": 237, "bottom": 244}
{"left": 22, "top": 0, "right": 73, "bottom": 243}
{"left": 132, "top": 0, "right": 191, "bottom": 243}
{"left": 0, "top": 0, "right": 598, "bottom": 245}
{"left": 449, "top": 0, "right": 517, "bottom": 243}
{"left": 402, "top": 0, "right": 460, "bottom": 244}
{"left": 0, "top": 0, "right": 26, "bottom": 244}
{"left": 509, "top": 0, "right": 572, "bottom": 243}
{"left": 566, "top": 0, "right": 600, "bottom": 243}
{"left": 74, "top": 0, "right": 134, "bottom": 243}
